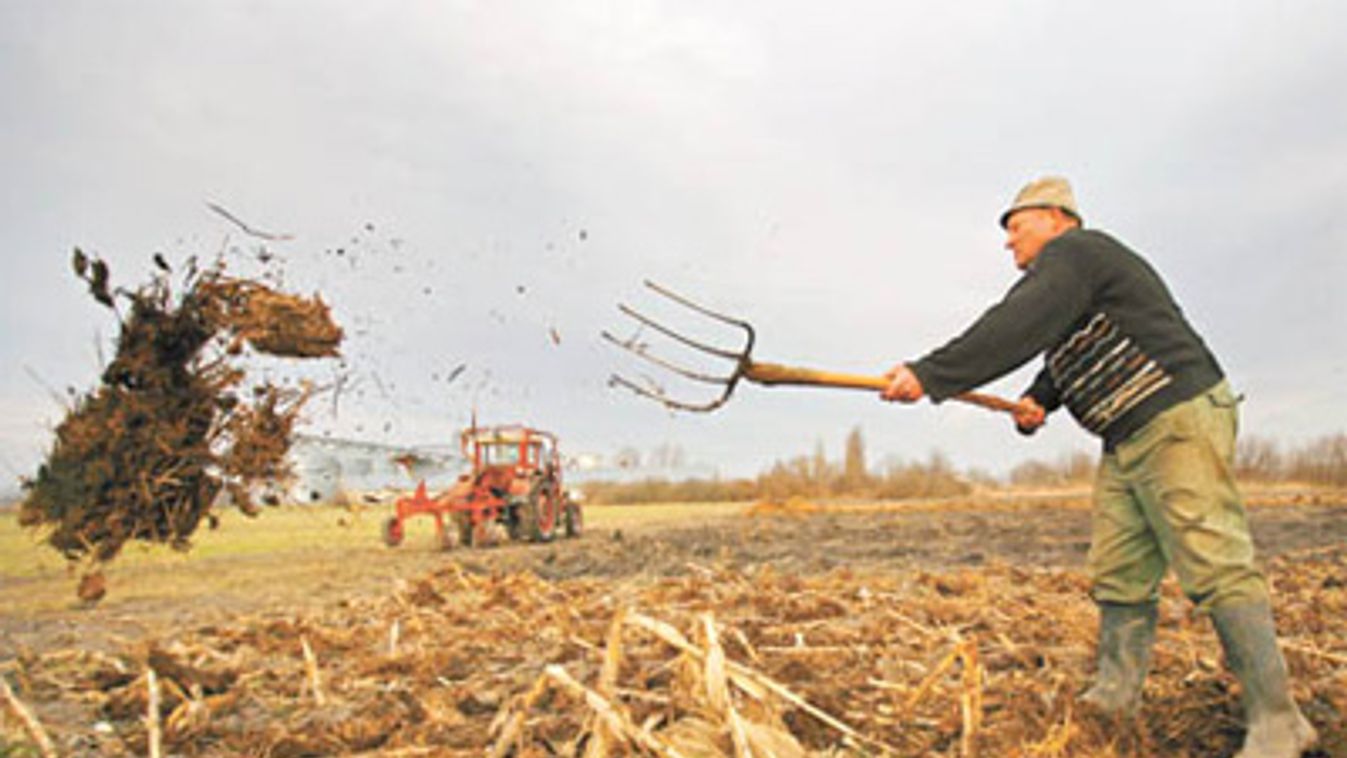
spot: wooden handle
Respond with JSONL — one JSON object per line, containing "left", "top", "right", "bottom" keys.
{"left": 743, "top": 361, "right": 1018, "bottom": 415}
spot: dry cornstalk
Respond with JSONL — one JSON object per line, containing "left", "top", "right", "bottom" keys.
{"left": 543, "top": 665, "right": 685, "bottom": 758}
{"left": 583, "top": 608, "right": 629, "bottom": 758}
{"left": 726, "top": 707, "right": 753, "bottom": 758}
{"left": 902, "top": 642, "right": 963, "bottom": 714}
{"left": 627, "top": 612, "right": 902, "bottom": 755}
{"left": 759, "top": 645, "right": 856, "bottom": 655}
{"left": 1024, "top": 703, "right": 1076, "bottom": 757}
{"left": 146, "top": 668, "right": 162, "bottom": 758}
{"left": 599, "top": 608, "right": 627, "bottom": 696}
{"left": 300, "top": 636, "right": 325, "bottom": 706}
{"left": 959, "top": 639, "right": 983, "bottom": 757}
{"left": 0, "top": 674, "right": 58, "bottom": 758}
{"left": 702, "top": 614, "right": 730, "bottom": 714}
{"left": 1282, "top": 640, "right": 1347, "bottom": 666}
{"left": 730, "top": 627, "right": 762, "bottom": 666}
{"left": 489, "top": 673, "right": 552, "bottom": 758}
{"left": 700, "top": 614, "right": 751, "bottom": 758}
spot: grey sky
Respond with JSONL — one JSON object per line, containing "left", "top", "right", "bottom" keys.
{"left": 2, "top": 1, "right": 1344, "bottom": 487}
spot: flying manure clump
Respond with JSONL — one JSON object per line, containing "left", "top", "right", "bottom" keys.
{"left": 19, "top": 249, "right": 343, "bottom": 582}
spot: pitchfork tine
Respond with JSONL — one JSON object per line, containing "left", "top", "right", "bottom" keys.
{"left": 643, "top": 280, "right": 757, "bottom": 342}
{"left": 606, "top": 373, "right": 734, "bottom": 413}
{"left": 600, "top": 331, "right": 733, "bottom": 385}
{"left": 603, "top": 281, "right": 756, "bottom": 412}
{"left": 614, "top": 303, "right": 746, "bottom": 362}
{"left": 606, "top": 279, "right": 1023, "bottom": 416}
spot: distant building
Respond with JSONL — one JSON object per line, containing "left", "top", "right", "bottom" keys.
{"left": 286, "top": 434, "right": 463, "bottom": 504}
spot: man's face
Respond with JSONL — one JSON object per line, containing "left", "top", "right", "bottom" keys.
{"left": 1004, "top": 207, "right": 1074, "bottom": 270}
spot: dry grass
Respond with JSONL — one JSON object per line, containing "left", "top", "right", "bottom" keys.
{"left": 0, "top": 503, "right": 740, "bottom": 618}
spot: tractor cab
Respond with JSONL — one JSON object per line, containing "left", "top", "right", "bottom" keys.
{"left": 464, "top": 425, "right": 559, "bottom": 476}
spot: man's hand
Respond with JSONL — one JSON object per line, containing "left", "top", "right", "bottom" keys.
{"left": 881, "top": 363, "right": 925, "bottom": 403}
{"left": 1013, "top": 395, "right": 1046, "bottom": 434}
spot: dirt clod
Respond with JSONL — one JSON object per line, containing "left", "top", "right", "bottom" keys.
{"left": 19, "top": 251, "right": 341, "bottom": 577}
{"left": 77, "top": 571, "right": 107, "bottom": 603}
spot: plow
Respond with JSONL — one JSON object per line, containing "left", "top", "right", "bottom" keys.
{"left": 384, "top": 424, "right": 581, "bottom": 549}
{"left": 603, "top": 280, "right": 1018, "bottom": 414}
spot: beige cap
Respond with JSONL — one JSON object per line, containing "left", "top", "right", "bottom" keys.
{"left": 999, "top": 176, "right": 1083, "bottom": 228}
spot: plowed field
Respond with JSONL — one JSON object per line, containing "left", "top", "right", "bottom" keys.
{"left": 2, "top": 492, "right": 1344, "bottom": 756}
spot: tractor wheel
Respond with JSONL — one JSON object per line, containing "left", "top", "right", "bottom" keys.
{"left": 453, "top": 512, "right": 474, "bottom": 548}
{"left": 437, "top": 520, "right": 456, "bottom": 551}
{"left": 563, "top": 502, "right": 583, "bottom": 538}
{"left": 505, "top": 499, "right": 526, "bottom": 542}
{"left": 382, "top": 517, "right": 404, "bottom": 547}
{"left": 519, "top": 484, "right": 558, "bottom": 543}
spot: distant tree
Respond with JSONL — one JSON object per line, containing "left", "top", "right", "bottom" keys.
{"left": 964, "top": 467, "right": 1001, "bottom": 490}
{"left": 613, "top": 446, "right": 642, "bottom": 470}
{"left": 1009, "top": 459, "right": 1060, "bottom": 487}
{"left": 1236, "top": 436, "right": 1283, "bottom": 481}
{"left": 873, "top": 450, "right": 969, "bottom": 499}
{"left": 1059, "top": 451, "right": 1095, "bottom": 482}
{"left": 810, "top": 439, "right": 829, "bottom": 490}
{"left": 648, "top": 442, "right": 687, "bottom": 470}
{"left": 842, "top": 426, "right": 870, "bottom": 492}
{"left": 1287, "top": 433, "right": 1347, "bottom": 486}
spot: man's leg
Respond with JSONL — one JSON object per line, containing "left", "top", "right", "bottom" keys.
{"left": 1081, "top": 453, "right": 1165, "bottom": 714}
{"left": 1127, "top": 383, "right": 1315, "bottom": 756}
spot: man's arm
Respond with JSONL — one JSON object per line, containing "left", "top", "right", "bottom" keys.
{"left": 905, "top": 245, "right": 1091, "bottom": 402}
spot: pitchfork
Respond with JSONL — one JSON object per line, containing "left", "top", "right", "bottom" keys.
{"left": 602, "top": 280, "right": 1019, "bottom": 415}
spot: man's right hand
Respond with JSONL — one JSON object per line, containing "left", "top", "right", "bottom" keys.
{"left": 1013, "top": 396, "right": 1046, "bottom": 435}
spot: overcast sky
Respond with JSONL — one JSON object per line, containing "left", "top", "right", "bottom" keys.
{"left": 1, "top": 1, "right": 1344, "bottom": 489}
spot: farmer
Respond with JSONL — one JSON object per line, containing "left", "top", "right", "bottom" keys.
{"left": 881, "top": 177, "right": 1316, "bottom": 757}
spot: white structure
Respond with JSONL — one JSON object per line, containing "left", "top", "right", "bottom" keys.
{"left": 286, "top": 434, "right": 463, "bottom": 504}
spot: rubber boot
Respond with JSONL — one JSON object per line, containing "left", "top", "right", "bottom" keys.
{"left": 1079, "top": 601, "right": 1158, "bottom": 715}
{"left": 1211, "top": 601, "right": 1317, "bottom": 758}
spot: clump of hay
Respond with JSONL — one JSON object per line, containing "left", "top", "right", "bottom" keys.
{"left": 19, "top": 251, "right": 342, "bottom": 571}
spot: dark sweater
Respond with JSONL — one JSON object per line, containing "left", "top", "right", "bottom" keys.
{"left": 909, "top": 228, "right": 1224, "bottom": 448}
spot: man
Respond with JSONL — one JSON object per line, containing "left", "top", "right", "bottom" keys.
{"left": 881, "top": 177, "right": 1316, "bottom": 758}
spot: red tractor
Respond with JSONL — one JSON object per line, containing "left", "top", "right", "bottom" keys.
{"left": 383, "top": 424, "right": 582, "bottom": 549}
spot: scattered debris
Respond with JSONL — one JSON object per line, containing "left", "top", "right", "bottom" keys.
{"left": 205, "top": 202, "right": 295, "bottom": 241}
{"left": 6, "top": 543, "right": 1344, "bottom": 755}
{"left": 77, "top": 571, "right": 108, "bottom": 604}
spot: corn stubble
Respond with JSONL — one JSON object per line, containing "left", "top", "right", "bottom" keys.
{"left": 18, "top": 251, "right": 341, "bottom": 575}
{"left": 7, "top": 544, "right": 1343, "bottom": 756}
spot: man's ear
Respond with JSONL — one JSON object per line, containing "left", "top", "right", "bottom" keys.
{"left": 1054, "top": 207, "right": 1081, "bottom": 229}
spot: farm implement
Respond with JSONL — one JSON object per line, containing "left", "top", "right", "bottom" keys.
{"left": 383, "top": 424, "right": 582, "bottom": 549}
{"left": 603, "top": 280, "right": 1019, "bottom": 414}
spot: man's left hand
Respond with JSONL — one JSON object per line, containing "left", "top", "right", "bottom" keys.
{"left": 881, "top": 363, "right": 925, "bottom": 403}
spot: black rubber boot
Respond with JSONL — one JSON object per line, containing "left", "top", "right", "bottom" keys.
{"left": 1211, "top": 601, "right": 1317, "bottom": 758}
{"left": 1079, "top": 601, "right": 1158, "bottom": 715}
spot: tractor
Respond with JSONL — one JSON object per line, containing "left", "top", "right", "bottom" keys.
{"left": 382, "top": 424, "right": 582, "bottom": 549}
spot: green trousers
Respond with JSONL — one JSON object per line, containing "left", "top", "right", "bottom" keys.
{"left": 1088, "top": 381, "right": 1268, "bottom": 610}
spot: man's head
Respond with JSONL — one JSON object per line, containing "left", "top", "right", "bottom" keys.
{"left": 1000, "top": 176, "right": 1082, "bottom": 270}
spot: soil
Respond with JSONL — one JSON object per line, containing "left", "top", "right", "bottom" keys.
{"left": 3, "top": 493, "right": 1343, "bottom": 757}
{"left": 457, "top": 495, "right": 1347, "bottom": 580}
{"left": 5, "top": 494, "right": 1344, "bottom": 659}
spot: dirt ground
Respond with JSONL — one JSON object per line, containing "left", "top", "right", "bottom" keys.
{"left": 4, "top": 493, "right": 1346, "bottom": 660}
{"left": 460, "top": 497, "right": 1347, "bottom": 582}
{"left": 2, "top": 493, "right": 1344, "bottom": 757}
